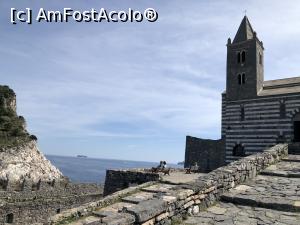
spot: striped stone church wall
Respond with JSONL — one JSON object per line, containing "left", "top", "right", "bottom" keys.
{"left": 222, "top": 93, "right": 300, "bottom": 163}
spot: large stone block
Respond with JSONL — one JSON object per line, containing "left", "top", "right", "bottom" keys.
{"left": 124, "top": 199, "right": 167, "bottom": 223}
{"left": 101, "top": 213, "right": 135, "bottom": 225}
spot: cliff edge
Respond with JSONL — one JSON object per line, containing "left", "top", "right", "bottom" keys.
{"left": 0, "top": 85, "right": 63, "bottom": 185}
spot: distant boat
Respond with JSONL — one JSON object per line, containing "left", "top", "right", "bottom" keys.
{"left": 77, "top": 155, "right": 88, "bottom": 158}
{"left": 177, "top": 161, "right": 184, "bottom": 165}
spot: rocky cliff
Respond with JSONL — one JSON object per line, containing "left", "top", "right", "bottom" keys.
{"left": 0, "top": 85, "right": 63, "bottom": 185}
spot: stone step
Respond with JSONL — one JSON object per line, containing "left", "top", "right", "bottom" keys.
{"left": 221, "top": 193, "right": 300, "bottom": 213}
{"left": 140, "top": 183, "right": 176, "bottom": 193}
{"left": 181, "top": 202, "right": 300, "bottom": 225}
{"left": 282, "top": 155, "right": 300, "bottom": 162}
{"left": 101, "top": 213, "right": 135, "bottom": 225}
{"left": 260, "top": 160, "right": 300, "bottom": 178}
{"left": 90, "top": 202, "right": 136, "bottom": 225}
{"left": 123, "top": 199, "right": 168, "bottom": 224}
{"left": 260, "top": 170, "right": 300, "bottom": 178}
{"left": 121, "top": 191, "right": 154, "bottom": 204}
{"left": 92, "top": 202, "right": 135, "bottom": 217}
{"left": 221, "top": 177, "right": 300, "bottom": 213}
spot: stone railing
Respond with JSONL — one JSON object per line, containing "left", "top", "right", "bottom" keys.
{"left": 50, "top": 144, "right": 288, "bottom": 225}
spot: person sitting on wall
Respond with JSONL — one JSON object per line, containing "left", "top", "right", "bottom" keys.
{"left": 151, "top": 161, "right": 163, "bottom": 173}
{"left": 151, "top": 161, "right": 170, "bottom": 175}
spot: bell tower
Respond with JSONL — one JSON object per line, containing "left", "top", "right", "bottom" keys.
{"left": 226, "top": 16, "right": 264, "bottom": 101}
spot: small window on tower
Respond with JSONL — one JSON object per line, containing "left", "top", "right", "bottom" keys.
{"left": 280, "top": 101, "right": 286, "bottom": 118}
{"left": 241, "top": 105, "right": 245, "bottom": 121}
{"left": 238, "top": 74, "right": 242, "bottom": 85}
{"left": 241, "top": 51, "right": 246, "bottom": 63}
{"left": 237, "top": 52, "right": 241, "bottom": 64}
{"left": 259, "top": 53, "right": 263, "bottom": 65}
{"left": 242, "top": 73, "right": 246, "bottom": 84}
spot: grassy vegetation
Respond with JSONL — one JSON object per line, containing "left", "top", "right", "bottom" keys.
{"left": 0, "top": 85, "right": 33, "bottom": 148}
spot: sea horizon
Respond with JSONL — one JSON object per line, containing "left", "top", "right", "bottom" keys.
{"left": 45, "top": 153, "right": 180, "bottom": 165}
{"left": 46, "top": 154, "right": 182, "bottom": 184}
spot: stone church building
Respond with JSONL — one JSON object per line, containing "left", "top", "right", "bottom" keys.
{"left": 185, "top": 16, "right": 300, "bottom": 170}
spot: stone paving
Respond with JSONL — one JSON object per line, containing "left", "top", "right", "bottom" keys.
{"left": 183, "top": 202, "right": 300, "bottom": 225}
{"left": 160, "top": 171, "right": 206, "bottom": 184}
{"left": 181, "top": 154, "right": 300, "bottom": 225}
{"left": 69, "top": 183, "right": 179, "bottom": 225}
{"left": 283, "top": 155, "right": 300, "bottom": 162}
{"left": 261, "top": 157, "right": 300, "bottom": 178}
{"left": 69, "top": 174, "right": 206, "bottom": 225}
{"left": 222, "top": 175, "right": 300, "bottom": 212}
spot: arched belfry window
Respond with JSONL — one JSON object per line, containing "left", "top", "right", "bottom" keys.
{"left": 237, "top": 52, "right": 241, "bottom": 64}
{"left": 233, "top": 144, "right": 245, "bottom": 157}
{"left": 241, "top": 51, "right": 246, "bottom": 63}
{"left": 280, "top": 101, "right": 286, "bottom": 118}
{"left": 238, "top": 74, "right": 242, "bottom": 85}
{"left": 241, "top": 105, "right": 245, "bottom": 121}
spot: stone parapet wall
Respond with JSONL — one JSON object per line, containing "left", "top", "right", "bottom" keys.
{"left": 0, "top": 183, "right": 103, "bottom": 224}
{"left": 184, "top": 136, "right": 225, "bottom": 171}
{"left": 52, "top": 143, "right": 288, "bottom": 225}
{"left": 0, "top": 182, "right": 102, "bottom": 201}
{"left": 103, "top": 169, "right": 160, "bottom": 196}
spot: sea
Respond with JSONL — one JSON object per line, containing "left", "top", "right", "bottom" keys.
{"left": 46, "top": 155, "right": 182, "bottom": 184}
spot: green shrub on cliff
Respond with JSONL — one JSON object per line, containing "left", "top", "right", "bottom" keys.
{"left": 0, "top": 85, "right": 31, "bottom": 148}
{"left": 0, "top": 85, "right": 15, "bottom": 98}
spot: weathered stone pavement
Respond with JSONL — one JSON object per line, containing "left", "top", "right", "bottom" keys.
{"left": 181, "top": 154, "right": 300, "bottom": 225}
{"left": 160, "top": 171, "right": 206, "bottom": 184}
{"left": 222, "top": 175, "right": 300, "bottom": 212}
{"left": 260, "top": 155, "right": 300, "bottom": 178}
{"left": 183, "top": 202, "right": 300, "bottom": 225}
{"left": 68, "top": 183, "right": 180, "bottom": 225}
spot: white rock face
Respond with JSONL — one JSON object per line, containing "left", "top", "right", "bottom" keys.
{"left": 0, "top": 141, "right": 63, "bottom": 183}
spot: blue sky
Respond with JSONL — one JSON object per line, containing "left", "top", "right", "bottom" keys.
{"left": 1, "top": 0, "right": 300, "bottom": 163}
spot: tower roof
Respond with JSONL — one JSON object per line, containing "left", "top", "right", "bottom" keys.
{"left": 233, "top": 16, "right": 255, "bottom": 43}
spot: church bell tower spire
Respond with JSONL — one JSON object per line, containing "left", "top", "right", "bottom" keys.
{"left": 226, "top": 16, "right": 264, "bottom": 101}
